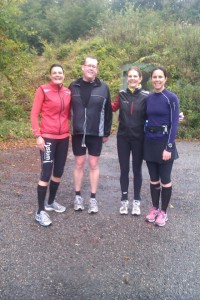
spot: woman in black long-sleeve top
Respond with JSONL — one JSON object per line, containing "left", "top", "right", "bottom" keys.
{"left": 112, "top": 67, "right": 149, "bottom": 216}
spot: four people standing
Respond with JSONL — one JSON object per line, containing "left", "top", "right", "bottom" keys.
{"left": 31, "top": 61, "right": 179, "bottom": 228}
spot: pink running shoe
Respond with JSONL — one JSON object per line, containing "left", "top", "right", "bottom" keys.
{"left": 145, "top": 207, "right": 159, "bottom": 223}
{"left": 154, "top": 210, "right": 168, "bottom": 227}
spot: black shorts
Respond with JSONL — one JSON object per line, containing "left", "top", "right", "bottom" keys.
{"left": 72, "top": 135, "right": 103, "bottom": 157}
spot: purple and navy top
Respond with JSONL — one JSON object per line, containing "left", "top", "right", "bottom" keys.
{"left": 145, "top": 88, "right": 180, "bottom": 152}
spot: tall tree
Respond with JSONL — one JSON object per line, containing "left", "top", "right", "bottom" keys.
{"left": 18, "top": 0, "right": 108, "bottom": 47}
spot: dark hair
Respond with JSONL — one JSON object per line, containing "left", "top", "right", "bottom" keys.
{"left": 127, "top": 66, "right": 142, "bottom": 78}
{"left": 151, "top": 66, "right": 167, "bottom": 78}
{"left": 83, "top": 56, "right": 98, "bottom": 65}
{"left": 49, "top": 64, "right": 64, "bottom": 74}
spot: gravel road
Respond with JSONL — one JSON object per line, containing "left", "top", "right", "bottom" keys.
{"left": 0, "top": 135, "right": 200, "bottom": 300}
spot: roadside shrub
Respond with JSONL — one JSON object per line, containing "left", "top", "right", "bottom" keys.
{"left": 56, "top": 44, "right": 73, "bottom": 60}
{"left": 0, "top": 100, "right": 27, "bottom": 121}
{"left": 0, "top": 119, "right": 32, "bottom": 141}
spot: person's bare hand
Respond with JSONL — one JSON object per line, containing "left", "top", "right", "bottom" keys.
{"left": 36, "top": 136, "right": 45, "bottom": 151}
{"left": 162, "top": 149, "right": 171, "bottom": 160}
{"left": 103, "top": 137, "right": 109, "bottom": 143}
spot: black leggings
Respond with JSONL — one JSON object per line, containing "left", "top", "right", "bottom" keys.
{"left": 146, "top": 160, "right": 174, "bottom": 184}
{"left": 146, "top": 161, "right": 173, "bottom": 212}
{"left": 117, "top": 135, "right": 143, "bottom": 200}
{"left": 40, "top": 137, "right": 69, "bottom": 182}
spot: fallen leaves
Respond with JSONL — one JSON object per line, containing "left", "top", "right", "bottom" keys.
{"left": 0, "top": 138, "right": 35, "bottom": 150}
{"left": 169, "top": 204, "right": 174, "bottom": 208}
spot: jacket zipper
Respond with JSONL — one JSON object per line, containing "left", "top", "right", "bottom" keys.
{"left": 58, "top": 86, "right": 63, "bottom": 135}
{"left": 130, "top": 100, "right": 134, "bottom": 115}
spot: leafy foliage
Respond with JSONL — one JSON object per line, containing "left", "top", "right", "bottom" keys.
{"left": 0, "top": 119, "right": 32, "bottom": 141}
{"left": 0, "top": 0, "right": 200, "bottom": 140}
{"left": 17, "top": 0, "right": 108, "bottom": 52}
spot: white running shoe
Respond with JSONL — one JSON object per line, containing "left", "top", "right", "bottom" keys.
{"left": 35, "top": 211, "right": 52, "bottom": 227}
{"left": 88, "top": 198, "right": 98, "bottom": 214}
{"left": 120, "top": 200, "right": 129, "bottom": 215}
{"left": 74, "top": 195, "right": 84, "bottom": 211}
{"left": 131, "top": 200, "right": 141, "bottom": 216}
{"left": 45, "top": 201, "right": 66, "bottom": 213}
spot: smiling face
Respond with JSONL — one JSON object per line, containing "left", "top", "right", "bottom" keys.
{"left": 82, "top": 57, "right": 98, "bottom": 82}
{"left": 50, "top": 66, "right": 64, "bottom": 86}
{"left": 151, "top": 69, "right": 167, "bottom": 93}
{"left": 127, "top": 69, "right": 142, "bottom": 89}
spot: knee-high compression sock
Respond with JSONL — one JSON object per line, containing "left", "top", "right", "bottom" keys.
{"left": 150, "top": 183, "right": 161, "bottom": 209}
{"left": 161, "top": 186, "right": 172, "bottom": 212}
{"left": 37, "top": 185, "right": 48, "bottom": 213}
{"left": 48, "top": 180, "right": 60, "bottom": 205}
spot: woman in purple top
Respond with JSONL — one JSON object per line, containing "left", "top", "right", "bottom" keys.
{"left": 144, "top": 67, "right": 180, "bottom": 227}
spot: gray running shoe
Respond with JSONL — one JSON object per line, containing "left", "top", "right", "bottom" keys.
{"left": 88, "top": 198, "right": 98, "bottom": 214}
{"left": 74, "top": 195, "right": 84, "bottom": 211}
{"left": 45, "top": 201, "right": 66, "bottom": 213}
{"left": 120, "top": 200, "right": 129, "bottom": 215}
{"left": 131, "top": 200, "right": 141, "bottom": 216}
{"left": 35, "top": 211, "right": 52, "bottom": 227}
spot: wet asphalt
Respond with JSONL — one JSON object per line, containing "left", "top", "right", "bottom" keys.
{"left": 0, "top": 135, "right": 200, "bottom": 300}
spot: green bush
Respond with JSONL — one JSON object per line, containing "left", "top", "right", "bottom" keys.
{"left": 56, "top": 44, "right": 73, "bottom": 60}
{"left": 1, "top": 3, "right": 200, "bottom": 140}
{"left": 0, "top": 100, "right": 28, "bottom": 121}
{"left": 0, "top": 119, "right": 32, "bottom": 141}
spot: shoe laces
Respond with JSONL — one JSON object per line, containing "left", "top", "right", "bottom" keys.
{"left": 150, "top": 207, "right": 158, "bottom": 214}
{"left": 75, "top": 196, "right": 83, "bottom": 204}
{"left": 52, "top": 201, "right": 58, "bottom": 208}
{"left": 40, "top": 211, "right": 50, "bottom": 221}
{"left": 122, "top": 201, "right": 128, "bottom": 207}
{"left": 90, "top": 198, "right": 97, "bottom": 208}
{"left": 158, "top": 210, "right": 166, "bottom": 219}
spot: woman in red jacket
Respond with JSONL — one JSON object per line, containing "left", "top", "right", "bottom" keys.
{"left": 31, "top": 64, "right": 71, "bottom": 227}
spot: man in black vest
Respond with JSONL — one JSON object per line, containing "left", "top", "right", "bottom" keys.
{"left": 69, "top": 56, "right": 112, "bottom": 214}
